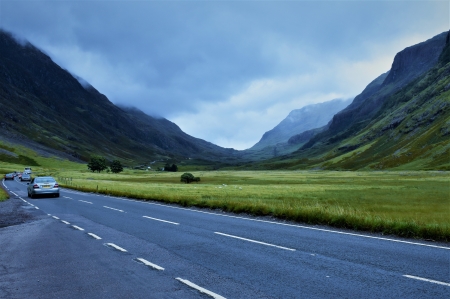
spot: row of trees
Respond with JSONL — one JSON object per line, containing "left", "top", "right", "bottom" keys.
{"left": 87, "top": 156, "right": 123, "bottom": 173}
{"left": 87, "top": 157, "right": 201, "bottom": 184}
{"left": 164, "top": 163, "right": 178, "bottom": 172}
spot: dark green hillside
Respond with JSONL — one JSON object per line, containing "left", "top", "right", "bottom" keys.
{"left": 254, "top": 31, "right": 450, "bottom": 170}
{"left": 0, "top": 30, "right": 240, "bottom": 163}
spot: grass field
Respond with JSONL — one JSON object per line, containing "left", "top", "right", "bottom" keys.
{"left": 51, "top": 169, "right": 450, "bottom": 241}
{"left": 0, "top": 142, "right": 449, "bottom": 241}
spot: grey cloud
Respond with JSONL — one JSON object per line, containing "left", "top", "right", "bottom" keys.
{"left": 0, "top": 0, "right": 448, "bottom": 148}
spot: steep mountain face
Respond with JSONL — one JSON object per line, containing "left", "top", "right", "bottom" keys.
{"left": 250, "top": 98, "right": 351, "bottom": 150}
{"left": 0, "top": 30, "right": 238, "bottom": 163}
{"left": 302, "top": 31, "right": 448, "bottom": 150}
{"left": 259, "top": 30, "right": 450, "bottom": 170}
{"left": 382, "top": 32, "right": 447, "bottom": 87}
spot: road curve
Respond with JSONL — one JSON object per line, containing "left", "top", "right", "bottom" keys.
{"left": 1, "top": 178, "right": 449, "bottom": 298}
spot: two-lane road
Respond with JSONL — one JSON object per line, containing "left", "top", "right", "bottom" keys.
{"left": 1, "top": 177, "right": 449, "bottom": 298}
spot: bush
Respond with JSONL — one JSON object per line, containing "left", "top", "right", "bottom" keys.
{"left": 87, "top": 156, "right": 107, "bottom": 173}
{"left": 180, "top": 173, "right": 200, "bottom": 184}
{"left": 110, "top": 160, "right": 123, "bottom": 173}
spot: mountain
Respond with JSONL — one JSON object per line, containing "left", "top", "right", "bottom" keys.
{"left": 254, "top": 30, "right": 450, "bottom": 170}
{"left": 0, "top": 29, "right": 239, "bottom": 163}
{"left": 303, "top": 31, "right": 448, "bottom": 148}
{"left": 250, "top": 98, "right": 352, "bottom": 150}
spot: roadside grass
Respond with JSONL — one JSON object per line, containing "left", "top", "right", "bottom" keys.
{"left": 54, "top": 169, "right": 450, "bottom": 242}
{"left": 0, "top": 185, "right": 8, "bottom": 202}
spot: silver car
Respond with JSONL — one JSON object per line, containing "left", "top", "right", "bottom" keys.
{"left": 27, "top": 176, "right": 60, "bottom": 198}
{"left": 20, "top": 173, "right": 31, "bottom": 181}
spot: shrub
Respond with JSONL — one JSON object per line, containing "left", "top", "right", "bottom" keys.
{"left": 87, "top": 156, "right": 107, "bottom": 173}
{"left": 110, "top": 160, "right": 123, "bottom": 173}
{"left": 180, "top": 173, "right": 200, "bottom": 183}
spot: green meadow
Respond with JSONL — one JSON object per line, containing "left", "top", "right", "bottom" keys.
{"left": 0, "top": 145, "right": 448, "bottom": 241}
{"left": 52, "top": 169, "right": 449, "bottom": 241}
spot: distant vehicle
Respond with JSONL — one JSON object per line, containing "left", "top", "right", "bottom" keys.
{"left": 20, "top": 173, "right": 31, "bottom": 181}
{"left": 18, "top": 173, "right": 22, "bottom": 179}
{"left": 4, "top": 173, "right": 14, "bottom": 180}
{"left": 24, "top": 167, "right": 32, "bottom": 174}
{"left": 27, "top": 176, "right": 59, "bottom": 198}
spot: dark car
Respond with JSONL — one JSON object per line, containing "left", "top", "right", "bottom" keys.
{"left": 20, "top": 173, "right": 31, "bottom": 181}
{"left": 4, "top": 173, "right": 14, "bottom": 180}
{"left": 27, "top": 176, "right": 60, "bottom": 198}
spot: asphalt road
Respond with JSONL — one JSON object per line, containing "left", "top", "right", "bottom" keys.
{"left": 1, "top": 177, "right": 449, "bottom": 298}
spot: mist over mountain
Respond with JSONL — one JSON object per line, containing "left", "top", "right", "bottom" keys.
{"left": 255, "top": 30, "right": 450, "bottom": 170}
{"left": 0, "top": 27, "right": 448, "bottom": 170}
{"left": 0, "top": 29, "right": 240, "bottom": 163}
{"left": 250, "top": 98, "right": 352, "bottom": 151}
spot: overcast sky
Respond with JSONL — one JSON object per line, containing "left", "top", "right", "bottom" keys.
{"left": 0, "top": 1, "right": 448, "bottom": 149}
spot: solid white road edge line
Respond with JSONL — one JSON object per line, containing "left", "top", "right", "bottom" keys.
{"left": 61, "top": 220, "right": 70, "bottom": 224}
{"left": 79, "top": 200, "right": 93, "bottom": 204}
{"left": 215, "top": 232, "right": 296, "bottom": 251}
{"left": 62, "top": 188, "right": 449, "bottom": 250}
{"left": 87, "top": 233, "right": 102, "bottom": 240}
{"left": 72, "top": 225, "right": 84, "bottom": 231}
{"left": 136, "top": 258, "right": 164, "bottom": 271}
{"left": 103, "top": 206, "right": 124, "bottom": 212}
{"left": 11, "top": 192, "right": 17, "bottom": 196}
{"left": 141, "top": 202, "right": 449, "bottom": 250}
{"left": 52, "top": 216, "right": 60, "bottom": 220}
{"left": 106, "top": 243, "right": 127, "bottom": 252}
{"left": 176, "top": 278, "right": 226, "bottom": 299}
{"left": 142, "top": 216, "right": 179, "bottom": 225}
{"left": 403, "top": 275, "right": 450, "bottom": 287}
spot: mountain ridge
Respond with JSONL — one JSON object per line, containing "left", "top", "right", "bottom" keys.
{"left": 253, "top": 30, "right": 450, "bottom": 170}
{"left": 250, "top": 98, "right": 352, "bottom": 151}
{"left": 0, "top": 29, "right": 240, "bottom": 163}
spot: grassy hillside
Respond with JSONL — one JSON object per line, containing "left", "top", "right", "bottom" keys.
{"left": 254, "top": 51, "right": 450, "bottom": 171}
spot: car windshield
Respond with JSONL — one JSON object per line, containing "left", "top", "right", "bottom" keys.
{"left": 35, "top": 178, "right": 55, "bottom": 183}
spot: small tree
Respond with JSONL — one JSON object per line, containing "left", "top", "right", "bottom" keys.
{"left": 164, "top": 163, "right": 178, "bottom": 172}
{"left": 110, "top": 160, "right": 123, "bottom": 174}
{"left": 180, "top": 173, "right": 200, "bottom": 184}
{"left": 87, "top": 156, "right": 107, "bottom": 173}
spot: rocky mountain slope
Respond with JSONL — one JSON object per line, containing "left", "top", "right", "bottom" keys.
{"left": 254, "top": 30, "right": 450, "bottom": 170}
{"left": 0, "top": 30, "right": 239, "bottom": 163}
{"left": 250, "top": 98, "right": 351, "bottom": 150}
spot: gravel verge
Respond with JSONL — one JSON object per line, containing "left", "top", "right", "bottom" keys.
{"left": 0, "top": 192, "right": 37, "bottom": 228}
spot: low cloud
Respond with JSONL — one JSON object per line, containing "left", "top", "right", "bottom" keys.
{"left": 1, "top": 1, "right": 447, "bottom": 149}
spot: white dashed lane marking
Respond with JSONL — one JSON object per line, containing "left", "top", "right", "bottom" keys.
{"left": 72, "top": 225, "right": 84, "bottom": 231}
{"left": 87, "top": 233, "right": 102, "bottom": 240}
{"left": 143, "top": 216, "right": 179, "bottom": 225}
{"left": 104, "top": 206, "right": 124, "bottom": 212}
{"left": 61, "top": 220, "right": 70, "bottom": 225}
{"left": 79, "top": 200, "right": 93, "bottom": 204}
{"left": 214, "top": 232, "right": 296, "bottom": 251}
{"left": 176, "top": 278, "right": 226, "bottom": 299}
{"left": 105, "top": 243, "right": 127, "bottom": 252}
{"left": 136, "top": 258, "right": 164, "bottom": 271}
